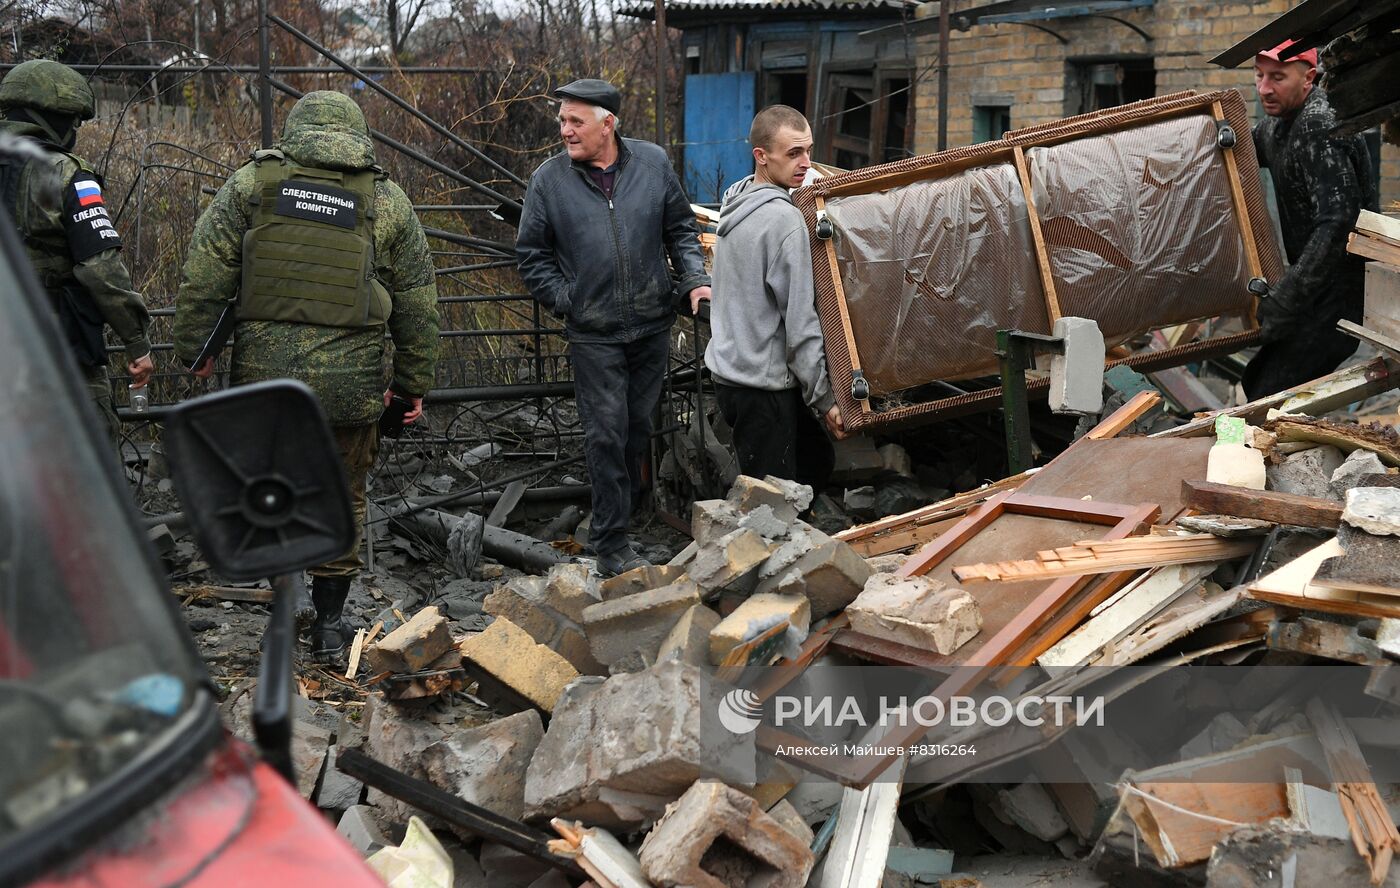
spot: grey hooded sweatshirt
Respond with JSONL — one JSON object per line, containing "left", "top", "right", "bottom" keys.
{"left": 704, "top": 176, "right": 834, "bottom": 413}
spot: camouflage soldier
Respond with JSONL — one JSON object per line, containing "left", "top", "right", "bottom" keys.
{"left": 1246, "top": 41, "right": 1375, "bottom": 399}
{"left": 173, "top": 91, "right": 440, "bottom": 661}
{"left": 0, "top": 60, "right": 153, "bottom": 446}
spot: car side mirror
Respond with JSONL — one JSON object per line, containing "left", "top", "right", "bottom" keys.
{"left": 162, "top": 379, "right": 354, "bottom": 582}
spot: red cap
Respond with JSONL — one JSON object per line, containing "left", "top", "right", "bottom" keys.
{"left": 1257, "top": 39, "right": 1318, "bottom": 66}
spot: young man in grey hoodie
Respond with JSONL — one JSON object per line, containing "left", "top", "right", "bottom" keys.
{"left": 700, "top": 105, "right": 846, "bottom": 491}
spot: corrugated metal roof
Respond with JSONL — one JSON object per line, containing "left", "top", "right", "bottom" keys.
{"left": 622, "top": 0, "right": 912, "bottom": 19}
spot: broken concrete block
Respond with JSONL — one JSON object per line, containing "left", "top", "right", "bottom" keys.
{"left": 599, "top": 564, "right": 687, "bottom": 601}
{"left": 367, "top": 605, "right": 453, "bottom": 674}
{"left": 689, "top": 528, "right": 778, "bottom": 593}
{"left": 1330, "top": 448, "right": 1388, "bottom": 499}
{"left": 1266, "top": 444, "right": 1345, "bottom": 500}
{"left": 1177, "top": 712, "right": 1251, "bottom": 761}
{"left": 316, "top": 745, "right": 364, "bottom": 810}
{"left": 639, "top": 779, "right": 814, "bottom": 887}
{"left": 459, "top": 618, "right": 580, "bottom": 712}
{"left": 760, "top": 475, "right": 816, "bottom": 514}
{"left": 847, "top": 572, "right": 981, "bottom": 654}
{"left": 758, "top": 521, "right": 833, "bottom": 582}
{"left": 524, "top": 663, "right": 754, "bottom": 829}
{"left": 337, "top": 804, "right": 390, "bottom": 856}
{"left": 737, "top": 503, "right": 794, "bottom": 540}
{"left": 292, "top": 720, "right": 331, "bottom": 800}
{"left": 483, "top": 576, "right": 556, "bottom": 643}
{"left": 879, "top": 443, "right": 913, "bottom": 477}
{"left": 582, "top": 578, "right": 702, "bottom": 667}
{"left": 362, "top": 695, "right": 451, "bottom": 824}
{"left": 807, "top": 492, "right": 853, "bottom": 534}
{"left": 725, "top": 475, "right": 800, "bottom": 524}
{"left": 657, "top": 604, "right": 723, "bottom": 668}
{"left": 691, "top": 499, "right": 741, "bottom": 545}
{"left": 1206, "top": 826, "right": 1400, "bottom": 888}
{"left": 874, "top": 476, "right": 928, "bottom": 517}
{"left": 420, "top": 710, "right": 543, "bottom": 829}
{"left": 543, "top": 561, "right": 602, "bottom": 622}
{"left": 1343, "top": 486, "right": 1400, "bottom": 536}
{"left": 766, "top": 799, "right": 815, "bottom": 847}
{"left": 996, "top": 782, "right": 1070, "bottom": 842}
{"left": 709, "top": 593, "right": 811, "bottom": 665}
{"left": 146, "top": 523, "right": 176, "bottom": 558}
{"left": 757, "top": 538, "right": 874, "bottom": 620}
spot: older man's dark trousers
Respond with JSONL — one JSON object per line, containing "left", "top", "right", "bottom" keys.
{"left": 714, "top": 383, "right": 834, "bottom": 493}
{"left": 570, "top": 330, "right": 670, "bottom": 557}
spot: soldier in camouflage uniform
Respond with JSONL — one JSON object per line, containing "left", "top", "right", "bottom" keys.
{"left": 0, "top": 60, "right": 153, "bottom": 448}
{"left": 1246, "top": 41, "right": 1375, "bottom": 399}
{"left": 173, "top": 91, "right": 439, "bottom": 661}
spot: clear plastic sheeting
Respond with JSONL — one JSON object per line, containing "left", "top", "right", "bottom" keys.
{"left": 826, "top": 163, "right": 1047, "bottom": 394}
{"left": 1029, "top": 114, "right": 1253, "bottom": 343}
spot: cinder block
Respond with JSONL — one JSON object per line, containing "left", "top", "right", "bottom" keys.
{"left": 582, "top": 579, "right": 702, "bottom": 667}
{"left": 483, "top": 576, "right": 556, "bottom": 643}
{"left": 420, "top": 710, "right": 544, "bottom": 830}
{"left": 337, "top": 805, "right": 389, "bottom": 856}
{"left": 657, "top": 604, "right": 723, "bottom": 668}
{"left": 757, "top": 522, "right": 832, "bottom": 582}
{"left": 725, "top": 475, "right": 799, "bottom": 524}
{"left": 759, "top": 475, "right": 815, "bottom": 514}
{"left": 599, "top": 564, "right": 688, "bottom": 601}
{"left": 847, "top": 572, "right": 981, "bottom": 654}
{"left": 524, "top": 663, "right": 755, "bottom": 830}
{"left": 692, "top": 499, "right": 741, "bottom": 545}
{"left": 639, "top": 779, "right": 814, "bottom": 887}
{"left": 756, "top": 538, "right": 873, "bottom": 619}
{"left": 554, "top": 625, "right": 606, "bottom": 676}
{"left": 367, "top": 605, "right": 453, "bottom": 674}
{"left": 690, "top": 528, "right": 778, "bottom": 593}
{"left": 710, "top": 593, "right": 811, "bottom": 665}
{"left": 460, "top": 618, "right": 580, "bottom": 713}
{"left": 543, "top": 562, "right": 602, "bottom": 622}
{"left": 737, "top": 503, "right": 794, "bottom": 540}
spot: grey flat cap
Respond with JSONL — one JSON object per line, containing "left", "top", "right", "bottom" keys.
{"left": 553, "top": 79, "right": 621, "bottom": 116}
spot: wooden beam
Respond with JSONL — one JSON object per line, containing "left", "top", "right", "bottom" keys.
{"left": 1306, "top": 698, "right": 1400, "bottom": 886}
{"left": 1182, "top": 479, "right": 1342, "bottom": 529}
{"left": 1013, "top": 145, "right": 1063, "bottom": 325}
{"left": 815, "top": 194, "right": 871, "bottom": 413}
{"left": 1084, "top": 390, "right": 1162, "bottom": 440}
{"left": 1213, "top": 98, "right": 1263, "bottom": 329}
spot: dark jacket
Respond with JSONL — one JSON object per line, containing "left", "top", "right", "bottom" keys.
{"left": 1253, "top": 85, "right": 1374, "bottom": 345}
{"left": 516, "top": 136, "right": 709, "bottom": 343}
{"left": 1245, "top": 86, "right": 1375, "bottom": 398}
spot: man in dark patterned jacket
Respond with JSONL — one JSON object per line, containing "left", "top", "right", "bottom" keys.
{"left": 1246, "top": 40, "right": 1375, "bottom": 399}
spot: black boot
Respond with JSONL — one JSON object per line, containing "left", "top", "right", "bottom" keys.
{"left": 309, "top": 575, "right": 352, "bottom": 662}
{"left": 293, "top": 578, "right": 316, "bottom": 630}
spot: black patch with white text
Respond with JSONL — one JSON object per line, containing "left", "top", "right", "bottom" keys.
{"left": 62, "top": 174, "right": 121, "bottom": 261}
{"left": 273, "top": 180, "right": 358, "bottom": 229}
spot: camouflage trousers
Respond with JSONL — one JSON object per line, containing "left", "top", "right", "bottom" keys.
{"left": 310, "top": 422, "right": 380, "bottom": 579}
{"left": 83, "top": 364, "right": 121, "bottom": 450}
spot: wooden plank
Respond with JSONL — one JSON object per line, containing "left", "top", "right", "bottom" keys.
{"left": 1013, "top": 145, "right": 1063, "bottom": 325}
{"left": 1213, "top": 98, "right": 1264, "bottom": 329}
{"left": 1356, "top": 209, "right": 1400, "bottom": 243}
{"left": 1348, "top": 231, "right": 1400, "bottom": 264}
{"left": 1153, "top": 357, "right": 1400, "bottom": 439}
{"left": 1005, "top": 569, "right": 1136, "bottom": 668}
{"left": 953, "top": 536, "right": 1254, "bottom": 583}
{"left": 1339, "top": 318, "right": 1400, "bottom": 361}
{"left": 173, "top": 583, "right": 274, "bottom": 603}
{"left": 817, "top": 754, "right": 907, "bottom": 888}
{"left": 1306, "top": 698, "right": 1400, "bottom": 886}
{"left": 1269, "top": 617, "right": 1386, "bottom": 666}
{"left": 1120, "top": 781, "right": 1289, "bottom": 868}
{"left": 1037, "top": 562, "right": 1218, "bottom": 678}
{"left": 1085, "top": 390, "right": 1164, "bottom": 439}
{"left": 896, "top": 490, "right": 1013, "bottom": 579}
{"left": 1182, "top": 479, "right": 1342, "bottom": 529}
{"left": 1248, "top": 537, "right": 1400, "bottom": 618}
{"left": 815, "top": 193, "right": 871, "bottom": 413}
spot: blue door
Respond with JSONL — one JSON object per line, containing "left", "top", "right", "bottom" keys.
{"left": 683, "top": 72, "right": 755, "bottom": 204}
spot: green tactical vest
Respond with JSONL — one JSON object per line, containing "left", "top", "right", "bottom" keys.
{"left": 239, "top": 150, "right": 391, "bottom": 328}
{"left": 0, "top": 146, "right": 89, "bottom": 289}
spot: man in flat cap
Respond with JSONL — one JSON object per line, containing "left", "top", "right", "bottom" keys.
{"left": 517, "top": 79, "right": 710, "bottom": 577}
{"left": 1245, "top": 40, "right": 1374, "bottom": 398}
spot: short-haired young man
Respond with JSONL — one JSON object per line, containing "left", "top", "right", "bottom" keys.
{"left": 703, "top": 104, "right": 845, "bottom": 491}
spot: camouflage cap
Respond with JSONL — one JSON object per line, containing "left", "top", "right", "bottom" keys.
{"left": 280, "top": 90, "right": 376, "bottom": 171}
{"left": 0, "top": 59, "right": 96, "bottom": 120}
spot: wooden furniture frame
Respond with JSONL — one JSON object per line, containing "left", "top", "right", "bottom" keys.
{"left": 797, "top": 89, "right": 1282, "bottom": 431}
{"left": 756, "top": 491, "right": 1159, "bottom": 787}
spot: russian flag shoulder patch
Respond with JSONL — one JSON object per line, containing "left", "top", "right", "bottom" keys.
{"left": 74, "top": 179, "right": 104, "bottom": 207}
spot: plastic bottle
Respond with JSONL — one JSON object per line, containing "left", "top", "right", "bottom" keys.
{"left": 128, "top": 383, "right": 148, "bottom": 413}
